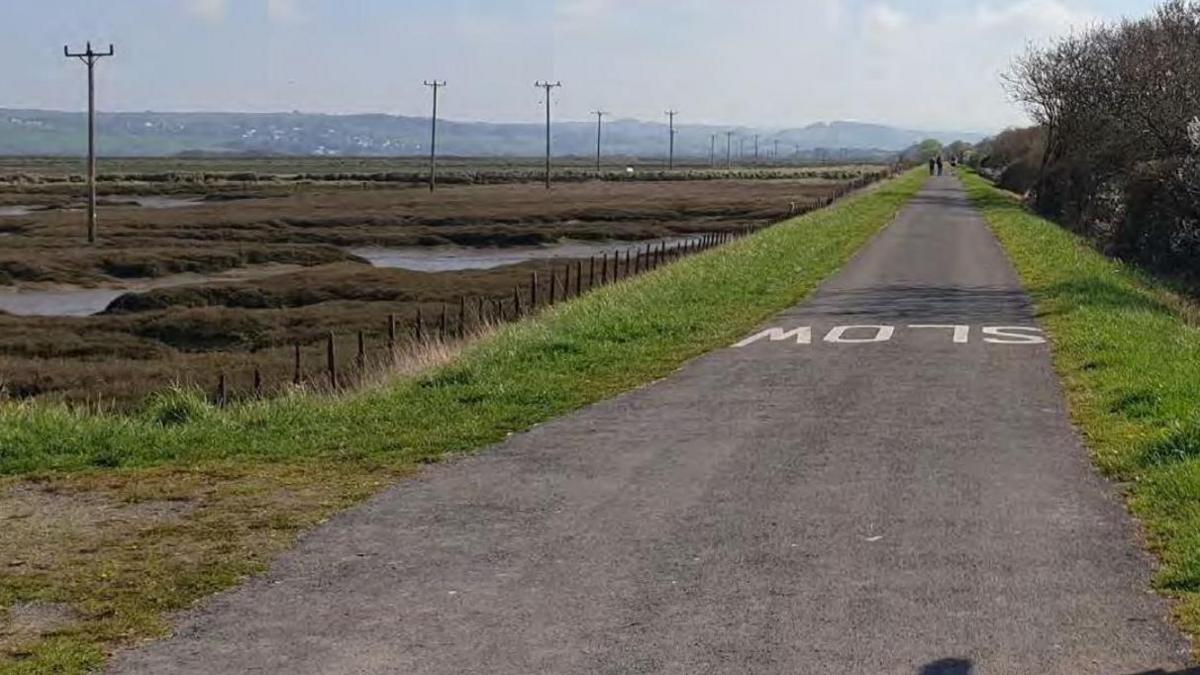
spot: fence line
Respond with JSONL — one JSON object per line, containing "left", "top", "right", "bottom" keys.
{"left": 209, "top": 169, "right": 895, "bottom": 404}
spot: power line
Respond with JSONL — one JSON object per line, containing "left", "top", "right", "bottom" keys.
{"left": 535, "top": 81, "right": 562, "bottom": 190}
{"left": 592, "top": 110, "right": 607, "bottom": 175}
{"left": 64, "top": 41, "right": 114, "bottom": 245}
{"left": 665, "top": 110, "right": 678, "bottom": 170}
{"left": 423, "top": 80, "right": 446, "bottom": 192}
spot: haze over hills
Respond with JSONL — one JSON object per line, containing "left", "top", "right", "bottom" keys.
{"left": 0, "top": 109, "right": 985, "bottom": 159}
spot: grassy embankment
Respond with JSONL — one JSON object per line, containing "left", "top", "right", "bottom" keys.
{"left": 963, "top": 171, "right": 1200, "bottom": 641}
{"left": 0, "top": 170, "right": 924, "bottom": 673}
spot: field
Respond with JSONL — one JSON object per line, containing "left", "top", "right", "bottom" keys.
{"left": 0, "top": 170, "right": 922, "bottom": 672}
{"left": 0, "top": 158, "right": 886, "bottom": 407}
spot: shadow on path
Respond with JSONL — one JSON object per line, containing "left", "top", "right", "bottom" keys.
{"left": 919, "top": 658, "right": 973, "bottom": 674}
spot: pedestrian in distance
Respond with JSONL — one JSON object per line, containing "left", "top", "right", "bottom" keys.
{"left": 936, "top": 155, "right": 944, "bottom": 176}
{"left": 928, "top": 157, "right": 936, "bottom": 175}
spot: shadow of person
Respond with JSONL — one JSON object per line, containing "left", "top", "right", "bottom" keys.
{"left": 919, "top": 658, "right": 973, "bottom": 675}
{"left": 1125, "top": 668, "right": 1200, "bottom": 675}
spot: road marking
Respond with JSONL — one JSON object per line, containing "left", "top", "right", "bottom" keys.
{"left": 982, "top": 326, "right": 1047, "bottom": 344}
{"left": 733, "top": 325, "right": 1045, "bottom": 347}
{"left": 910, "top": 324, "right": 970, "bottom": 344}
{"left": 823, "top": 325, "right": 895, "bottom": 344}
{"left": 734, "top": 327, "right": 812, "bottom": 347}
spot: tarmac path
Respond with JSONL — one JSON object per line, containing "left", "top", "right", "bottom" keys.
{"left": 111, "top": 176, "right": 1191, "bottom": 674}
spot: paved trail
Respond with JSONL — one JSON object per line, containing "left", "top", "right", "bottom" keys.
{"left": 112, "top": 177, "right": 1190, "bottom": 674}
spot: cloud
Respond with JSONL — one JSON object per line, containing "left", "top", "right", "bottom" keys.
{"left": 184, "top": 0, "right": 228, "bottom": 22}
{"left": 267, "top": 0, "right": 306, "bottom": 23}
{"left": 556, "top": 0, "right": 615, "bottom": 20}
{"left": 864, "top": 2, "right": 909, "bottom": 34}
{"left": 974, "top": 0, "right": 1092, "bottom": 33}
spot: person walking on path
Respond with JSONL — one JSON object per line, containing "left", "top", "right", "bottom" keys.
{"left": 936, "top": 155, "right": 944, "bottom": 176}
{"left": 928, "top": 157, "right": 936, "bottom": 175}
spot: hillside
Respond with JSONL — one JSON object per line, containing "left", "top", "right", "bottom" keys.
{"left": 0, "top": 109, "right": 983, "bottom": 158}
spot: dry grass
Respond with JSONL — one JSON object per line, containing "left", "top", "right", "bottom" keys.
{"left": 0, "top": 174, "right": 878, "bottom": 407}
{"left": 0, "top": 171, "right": 923, "bottom": 674}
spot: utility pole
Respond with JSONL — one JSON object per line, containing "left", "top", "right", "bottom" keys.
{"left": 423, "top": 80, "right": 446, "bottom": 192}
{"left": 709, "top": 134, "right": 716, "bottom": 167}
{"left": 774, "top": 139, "right": 780, "bottom": 163}
{"left": 665, "top": 110, "right": 678, "bottom": 170}
{"left": 754, "top": 134, "right": 760, "bottom": 163}
{"left": 535, "top": 81, "right": 562, "bottom": 189}
{"left": 725, "top": 132, "right": 734, "bottom": 169}
{"left": 739, "top": 137, "right": 745, "bottom": 161}
{"left": 64, "top": 41, "right": 114, "bottom": 245}
{"left": 592, "top": 110, "right": 606, "bottom": 175}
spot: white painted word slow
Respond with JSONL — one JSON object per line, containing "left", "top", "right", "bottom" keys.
{"left": 734, "top": 325, "right": 1045, "bottom": 347}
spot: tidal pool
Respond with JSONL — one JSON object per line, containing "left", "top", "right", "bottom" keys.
{"left": 0, "top": 264, "right": 301, "bottom": 317}
{"left": 350, "top": 237, "right": 696, "bottom": 273}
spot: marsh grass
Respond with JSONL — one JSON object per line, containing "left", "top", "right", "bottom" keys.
{"left": 0, "top": 170, "right": 924, "bottom": 673}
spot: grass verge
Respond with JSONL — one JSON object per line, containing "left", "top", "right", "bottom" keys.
{"left": 963, "top": 171, "right": 1200, "bottom": 644}
{"left": 0, "top": 170, "right": 925, "bottom": 673}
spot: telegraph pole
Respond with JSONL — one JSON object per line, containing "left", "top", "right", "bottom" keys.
{"left": 754, "top": 134, "right": 760, "bottom": 163}
{"left": 535, "top": 81, "right": 562, "bottom": 189}
{"left": 592, "top": 110, "right": 607, "bottom": 174}
{"left": 709, "top": 134, "right": 716, "bottom": 167}
{"left": 64, "top": 41, "right": 114, "bottom": 245}
{"left": 423, "top": 80, "right": 446, "bottom": 192}
{"left": 665, "top": 110, "right": 678, "bottom": 170}
{"left": 725, "top": 132, "right": 734, "bottom": 169}
{"left": 774, "top": 139, "right": 780, "bottom": 163}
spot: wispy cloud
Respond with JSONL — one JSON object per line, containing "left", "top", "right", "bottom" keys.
{"left": 863, "top": 2, "right": 909, "bottom": 34}
{"left": 267, "top": 0, "right": 306, "bottom": 23}
{"left": 183, "top": 0, "right": 228, "bottom": 22}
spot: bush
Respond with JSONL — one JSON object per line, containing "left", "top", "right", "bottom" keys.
{"left": 998, "top": 0, "right": 1200, "bottom": 278}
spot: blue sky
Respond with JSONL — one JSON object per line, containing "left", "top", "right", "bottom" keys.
{"left": 0, "top": 0, "right": 1164, "bottom": 133}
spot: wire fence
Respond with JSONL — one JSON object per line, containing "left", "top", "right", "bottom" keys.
{"left": 209, "top": 168, "right": 896, "bottom": 405}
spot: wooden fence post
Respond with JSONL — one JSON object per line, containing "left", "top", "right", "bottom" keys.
{"left": 216, "top": 373, "right": 228, "bottom": 407}
{"left": 439, "top": 304, "right": 447, "bottom": 341}
{"left": 549, "top": 270, "right": 557, "bottom": 305}
{"left": 388, "top": 313, "right": 397, "bottom": 353}
{"left": 514, "top": 286, "right": 523, "bottom": 316}
{"left": 415, "top": 306, "right": 424, "bottom": 342}
{"left": 253, "top": 367, "right": 263, "bottom": 398}
{"left": 575, "top": 260, "right": 583, "bottom": 296}
{"left": 601, "top": 253, "right": 608, "bottom": 284}
{"left": 458, "top": 296, "right": 466, "bottom": 338}
{"left": 356, "top": 330, "right": 366, "bottom": 371}
{"left": 326, "top": 332, "right": 337, "bottom": 390}
{"left": 589, "top": 256, "right": 595, "bottom": 288}
{"left": 293, "top": 342, "right": 302, "bottom": 385}
{"left": 530, "top": 272, "right": 538, "bottom": 309}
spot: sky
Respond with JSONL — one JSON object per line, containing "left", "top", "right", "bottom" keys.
{"left": 0, "top": 0, "right": 1164, "bottom": 134}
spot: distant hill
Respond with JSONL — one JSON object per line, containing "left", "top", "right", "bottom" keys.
{"left": 0, "top": 109, "right": 985, "bottom": 159}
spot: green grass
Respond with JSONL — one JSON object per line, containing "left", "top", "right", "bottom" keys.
{"left": 1, "top": 172, "right": 922, "bottom": 476}
{"left": 963, "top": 171, "right": 1200, "bottom": 639}
{"left": 0, "top": 170, "right": 926, "bottom": 673}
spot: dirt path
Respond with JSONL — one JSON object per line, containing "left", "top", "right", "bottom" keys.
{"left": 109, "top": 176, "right": 1190, "bottom": 674}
